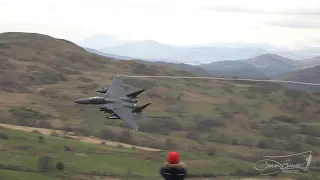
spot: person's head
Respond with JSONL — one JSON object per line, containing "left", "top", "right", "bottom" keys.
{"left": 167, "top": 151, "right": 180, "bottom": 164}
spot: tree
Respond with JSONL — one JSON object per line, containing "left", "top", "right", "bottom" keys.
{"left": 38, "top": 135, "right": 44, "bottom": 143}
{"left": 56, "top": 162, "right": 64, "bottom": 171}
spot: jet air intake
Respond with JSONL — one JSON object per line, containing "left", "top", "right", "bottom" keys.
{"left": 97, "top": 86, "right": 109, "bottom": 93}
{"left": 108, "top": 113, "right": 120, "bottom": 119}
{"left": 97, "top": 88, "right": 108, "bottom": 93}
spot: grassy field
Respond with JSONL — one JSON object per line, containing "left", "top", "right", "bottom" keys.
{"left": 2, "top": 127, "right": 319, "bottom": 180}
{"left": 0, "top": 32, "right": 320, "bottom": 179}
{"left": 0, "top": 127, "right": 248, "bottom": 179}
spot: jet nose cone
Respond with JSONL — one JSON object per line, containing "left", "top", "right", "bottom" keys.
{"left": 74, "top": 99, "right": 81, "bottom": 103}
{"left": 74, "top": 98, "right": 87, "bottom": 104}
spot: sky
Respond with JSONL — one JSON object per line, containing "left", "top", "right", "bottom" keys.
{"left": 0, "top": 0, "right": 319, "bottom": 49}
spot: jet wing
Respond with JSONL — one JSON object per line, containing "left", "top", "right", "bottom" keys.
{"left": 107, "top": 75, "right": 126, "bottom": 98}
{"left": 105, "top": 76, "right": 139, "bottom": 130}
{"left": 109, "top": 103, "right": 139, "bottom": 130}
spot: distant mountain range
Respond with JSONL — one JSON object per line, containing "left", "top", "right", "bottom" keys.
{"left": 80, "top": 37, "right": 320, "bottom": 92}
{"left": 77, "top": 36, "right": 320, "bottom": 64}
{"left": 84, "top": 46, "right": 320, "bottom": 77}
{"left": 84, "top": 48, "right": 135, "bottom": 60}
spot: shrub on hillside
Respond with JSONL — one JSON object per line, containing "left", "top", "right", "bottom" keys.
{"left": 37, "top": 156, "right": 53, "bottom": 172}
{"left": 38, "top": 135, "right": 44, "bottom": 143}
{"left": 76, "top": 83, "right": 99, "bottom": 90}
{"left": 139, "top": 118, "right": 181, "bottom": 135}
{"left": 77, "top": 76, "right": 93, "bottom": 82}
{"left": 146, "top": 91, "right": 162, "bottom": 98}
{"left": 56, "top": 162, "right": 65, "bottom": 171}
{"left": 131, "top": 63, "right": 159, "bottom": 76}
{"left": 36, "top": 121, "right": 53, "bottom": 129}
{"left": 222, "top": 84, "right": 235, "bottom": 94}
{"left": 270, "top": 115, "right": 299, "bottom": 124}
{"left": 305, "top": 135, "right": 320, "bottom": 146}
{"left": 238, "top": 138, "right": 256, "bottom": 147}
{"left": 116, "top": 130, "right": 135, "bottom": 144}
{"left": 99, "top": 129, "right": 115, "bottom": 140}
{"left": 163, "top": 138, "right": 178, "bottom": 150}
{"left": 72, "top": 127, "right": 90, "bottom": 136}
{"left": 257, "top": 138, "right": 285, "bottom": 150}
{"left": 283, "top": 140, "right": 304, "bottom": 152}
{"left": 248, "top": 86, "right": 275, "bottom": 94}
{"left": 206, "top": 132, "right": 231, "bottom": 144}
{"left": 220, "top": 110, "right": 233, "bottom": 118}
{"left": 32, "top": 130, "right": 41, "bottom": 134}
{"left": 8, "top": 107, "right": 51, "bottom": 121}
{"left": 284, "top": 89, "right": 303, "bottom": 98}
{"left": 206, "top": 148, "right": 216, "bottom": 156}
{"left": 195, "top": 118, "right": 226, "bottom": 132}
{"left": 31, "top": 68, "right": 67, "bottom": 85}
{"left": 279, "top": 99, "right": 309, "bottom": 112}
{"left": 300, "top": 126, "right": 320, "bottom": 137}
{"left": 0, "top": 131, "right": 8, "bottom": 140}
{"left": 185, "top": 131, "right": 200, "bottom": 141}
{"left": 50, "top": 131, "right": 59, "bottom": 137}
{"left": 244, "top": 92, "right": 256, "bottom": 99}
{"left": 261, "top": 124, "right": 296, "bottom": 139}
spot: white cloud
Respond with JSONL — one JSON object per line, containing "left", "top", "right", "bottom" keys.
{"left": 0, "top": 0, "right": 319, "bottom": 49}
{"left": 202, "top": 0, "right": 320, "bottom": 15}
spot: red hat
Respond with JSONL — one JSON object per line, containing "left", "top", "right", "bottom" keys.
{"left": 167, "top": 151, "right": 180, "bottom": 164}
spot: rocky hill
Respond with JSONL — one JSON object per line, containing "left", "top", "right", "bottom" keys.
{"left": 198, "top": 54, "right": 297, "bottom": 78}
{"left": 0, "top": 32, "right": 320, "bottom": 176}
{"left": 278, "top": 65, "right": 320, "bottom": 92}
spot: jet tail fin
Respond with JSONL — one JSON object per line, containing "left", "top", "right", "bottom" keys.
{"left": 133, "top": 103, "right": 151, "bottom": 113}
{"left": 126, "top": 89, "right": 146, "bottom": 98}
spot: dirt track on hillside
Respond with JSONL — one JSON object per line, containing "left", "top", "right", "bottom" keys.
{"left": 0, "top": 123, "right": 161, "bottom": 152}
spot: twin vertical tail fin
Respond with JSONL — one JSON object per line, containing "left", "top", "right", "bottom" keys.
{"left": 126, "top": 89, "right": 146, "bottom": 98}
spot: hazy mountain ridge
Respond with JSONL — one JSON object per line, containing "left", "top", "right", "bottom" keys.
{"left": 83, "top": 47, "right": 320, "bottom": 84}
{"left": 84, "top": 47, "right": 135, "bottom": 60}
{"left": 199, "top": 54, "right": 298, "bottom": 77}
{"left": 98, "top": 40, "right": 269, "bottom": 64}
{"left": 79, "top": 35, "right": 320, "bottom": 64}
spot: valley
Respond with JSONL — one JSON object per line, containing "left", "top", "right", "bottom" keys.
{"left": 0, "top": 32, "right": 319, "bottom": 180}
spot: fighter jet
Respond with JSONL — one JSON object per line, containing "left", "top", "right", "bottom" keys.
{"left": 95, "top": 83, "right": 147, "bottom": 115}
{"left": 74, "top": 75, "right": 150, "bottom": 130}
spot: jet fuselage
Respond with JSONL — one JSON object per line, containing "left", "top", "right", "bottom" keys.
{"left": 74, "top": 96, "right": 137, "bottom": 104}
